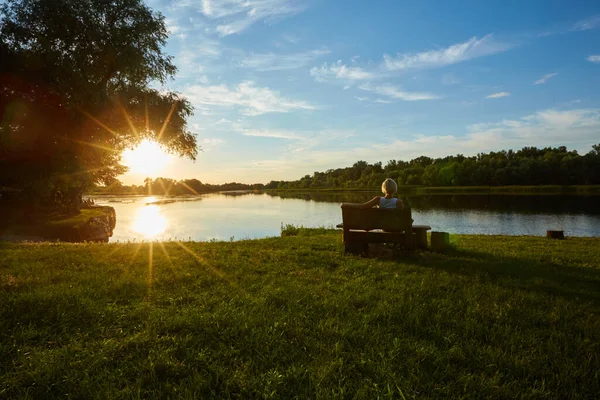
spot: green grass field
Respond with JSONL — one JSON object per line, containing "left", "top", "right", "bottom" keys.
{"left": 1, "top": 232, "right": 599, "bottom": 399}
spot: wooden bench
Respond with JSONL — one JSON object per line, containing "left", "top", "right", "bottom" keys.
{"left": 341, "top": 206, "right": 431, "bottom": 254}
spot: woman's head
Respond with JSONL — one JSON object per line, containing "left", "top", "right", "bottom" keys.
{"left": 381, "top": 178, "right": 397, "bottom": 196}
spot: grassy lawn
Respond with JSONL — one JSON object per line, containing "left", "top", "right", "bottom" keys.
{"left": 1, "top": 232, "right": 599, "bottom": 399}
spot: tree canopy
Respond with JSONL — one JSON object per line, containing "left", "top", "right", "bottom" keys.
{"left": 0, "top": 0, "right": 197, "bottom": 210}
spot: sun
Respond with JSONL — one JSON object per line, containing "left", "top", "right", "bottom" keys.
{"left": 122, "top": 140, "right": 171, "bottom": 176}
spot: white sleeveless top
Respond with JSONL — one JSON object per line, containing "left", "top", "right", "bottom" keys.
{"left": 379, "top": 197, "right": 397, "bottom": 209}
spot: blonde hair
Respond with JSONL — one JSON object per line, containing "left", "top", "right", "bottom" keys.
{"left": 381, "top": 178, "right": 397, "bottom": 196}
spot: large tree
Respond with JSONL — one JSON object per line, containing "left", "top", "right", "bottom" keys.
{"left": 0, "top": 0, "right": 197, "bottom": 212}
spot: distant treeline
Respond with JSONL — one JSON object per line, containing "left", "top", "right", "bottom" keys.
{"left": 265, "top": 144, "right": 600, "bottom": 190}
{"left": 93, "top": 178, "right": 264, "bottom": 195}
{"left": 90, "top": 144, "right": 600, "bottom": 195}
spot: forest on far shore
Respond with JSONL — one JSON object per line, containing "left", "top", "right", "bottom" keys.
{"left": 92, "top": 144, "right": 600, "bottom": 195}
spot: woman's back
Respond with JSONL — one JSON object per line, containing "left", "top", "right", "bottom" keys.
{"left": 379, "top": 197, "right": 397, "bottom": 209}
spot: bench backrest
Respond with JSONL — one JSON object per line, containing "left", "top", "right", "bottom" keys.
{"left": 341, "top": 207, "right": 413, "bottom": 232}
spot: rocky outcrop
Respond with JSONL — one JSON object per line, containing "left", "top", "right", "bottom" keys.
{"left": 76, "top": 206, "right": 116, "bottom": 242}
{"left": 0, "top": 206, "right": 117, "bottom": 243}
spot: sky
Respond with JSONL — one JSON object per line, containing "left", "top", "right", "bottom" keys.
{"left": 120, "top": 0, "right": 600, "bottom": 185}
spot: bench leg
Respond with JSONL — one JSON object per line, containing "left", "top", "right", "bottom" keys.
{"left": 413, "top": 229, "right": 428, "bottom": 250}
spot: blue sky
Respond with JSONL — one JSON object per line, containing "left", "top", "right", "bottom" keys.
{"left": 121, "top": 0, "right": 600, "bottom": 185}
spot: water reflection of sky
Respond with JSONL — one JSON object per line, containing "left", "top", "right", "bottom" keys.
{"left": 90, "top": 193, "right": 600, "bottom": 242}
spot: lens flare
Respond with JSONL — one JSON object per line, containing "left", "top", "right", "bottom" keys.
{"left": 132, "top": 205, "right": 167, "bottom": 238}
{"left": 122, "top": 139, "right": 170, "bottom": 176}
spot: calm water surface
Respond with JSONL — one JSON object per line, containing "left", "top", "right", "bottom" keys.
{"left": 89, "top": 192, "right": 600, "bottom": 242}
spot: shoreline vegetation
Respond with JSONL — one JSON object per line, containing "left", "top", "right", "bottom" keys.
{"left": 86, "top": 184, "right": 600, "bottom": 197}
{"left": 265, "top": 184, "right": 600, "bottom": 196}
{"left": 1, "top": 231, "right": 598, "bottom": 398}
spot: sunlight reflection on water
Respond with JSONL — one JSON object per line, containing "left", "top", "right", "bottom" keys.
{"left": 131, "top": 205, "right": 167, "bottom": 238}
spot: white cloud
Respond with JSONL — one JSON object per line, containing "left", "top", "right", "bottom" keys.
{"left": 572, "top": 15, "right": 600, "bottom": 31}
{"left": 198, "top": 0, "right": 306, "bottom": 36}
{"left": 358, "top": 83, "right": 440, "bottom": 101}
{"left": 164, "top": 18, "right": 181, "bottom": 34}
{"left": 183, "top": 81, "right": 315, "bottom": 116}
{"left": 383, "top": 34, "right": 512, "bottom": 71}
{"left": 587, "top": 55, "right": 600, "bottom": 63}
{"left": 310, "top": 61, "right": 375, "bottom": 83}
{"left": 533, "top": 72, "right": 558, "bottom": 85}
{"left": 238, "top": 49, "right": 330, "bottom": 71}
{"left": 486, "top": 92, "right": 511, "bottom": 99}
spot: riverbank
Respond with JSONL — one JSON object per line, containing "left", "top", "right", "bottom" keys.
{"left": 266, "top": 184, "right": 600, "bottom": 195}
{"left": 0, "top": 206, "right": 116, "bottom": 242}
{"left": 1, "top": 232, "right": 598, "bottom": 398}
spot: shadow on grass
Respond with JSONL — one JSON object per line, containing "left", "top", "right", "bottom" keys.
{"left": 393, "top": 246, "right": 600, "bottom": 306}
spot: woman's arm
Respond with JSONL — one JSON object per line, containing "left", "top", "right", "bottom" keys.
{"left": 341, "top": 196, "right": 380, "bottom": 209}
{"left": 396, "top": 198, "right": 405, "bottom": 209}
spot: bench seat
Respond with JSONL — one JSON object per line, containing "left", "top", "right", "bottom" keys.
{"left": 341, "top": 206, "right": 430, "bottom": 254}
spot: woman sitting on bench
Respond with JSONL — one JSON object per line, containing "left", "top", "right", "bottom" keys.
{"left": 341, "top": 178, "right": 405, "bottom": 209}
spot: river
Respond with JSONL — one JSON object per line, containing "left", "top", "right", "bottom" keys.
{"left": 87, "top": 192, "right": 600, "bottom": 242}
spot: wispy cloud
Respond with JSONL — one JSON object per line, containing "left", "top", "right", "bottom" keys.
{"left": 174, "top": 37, "right": 223, "bottom": 78}
{"left": 486, "top": 92, "right": 511, "bottom": 99}
{"left": 164, "top": 18, "right": 182, "bottom": 35}
{"left": 231, "top": 125, "right": 356, "bottom": 157}
{"left": 441, "top": 74, "right": 460, "bottom": 85}
{"left": 238, "top": 49, "right": 330, "bottom": 71}
{"left": 358, "top": 83, "right": 440, "bottom": 101}
{"left": 383, "top": 34, "right": 512, "bottom": 71}
{"left": 465, "top": 108, "right": 600, "bottom": 146}
{"left": 281, "top": 33, "right": 300, "bottom": 44}
{"left": 241, "top": 108, "right": 600, "bottom": 181}
{"left": 200, "top": 138, "right": 225, "bottom": 151}
{"left": 572, "top": 15, "right": 600, "bottom": 31}
{"left": 310, "top": 61, "right": 376, "bottom": 83}
{"left": 197, "top": 0, "right": 307, "bottom": 36}
{"left": 533, "top": 72, "right": 558, "bottom": 85}
{"left": 184, "top": 81, "right": 315, "bottom": 116}
{"left": 238, "top": 129, "right": 303, "bottom": 140}
{"left": 587, "top": 55, "right": 600, "bottom": 63}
